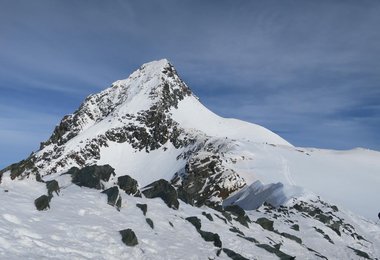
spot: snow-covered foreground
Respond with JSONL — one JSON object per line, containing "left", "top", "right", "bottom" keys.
{"left": 1, "top": 172, "right": 379, "bottom": 259}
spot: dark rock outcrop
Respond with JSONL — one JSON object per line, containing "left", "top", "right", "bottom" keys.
{"left": 186, "top": 216, "right": 202, "bottom": 230}
{"left": 222, "top": 248, "right": 249, "bottom": 260}
{"left": 146, "top": 218, "right": 154, "bottom": 229}
{"left": 118, "top": 175, "right": 140, "bottom": 196}
{"left": 34, "top": 195, "right": 52, "bottom": 211}
{"left": 224, "top": 205, "right": 251, "bottom": 227}
{"left": 101, "top": 186, "right": 121, "bottom": 210}
{"left": 142, "top": 179, "right": 179, "bottom": 209}
{"left": 280, "top": 232, "right": 302, "bottom": 244}
{"left": 198, "top": 230, "right": 222, "bottom": 248}
{"left": 46, "top": 180, "right": 60, "bottom": 196}
{"left": 119, "top": 229, "right": 138, "bottom": 246}
{"left": 136, "top": 203, "right": 147, "bottom": 216}
{"left": 67, "top": 165, "right": 115, "bottom": 189}
{"left": 256, "top": 217, "right": 274, "bottom": 231}
{"left": 202, "top": 211, "right": 213, "bottom": 221}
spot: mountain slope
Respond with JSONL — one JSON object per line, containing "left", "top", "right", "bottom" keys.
{"left": 1, "top": 59, "right": 379, "bottom": 259}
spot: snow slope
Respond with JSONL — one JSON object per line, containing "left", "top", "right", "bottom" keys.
{"left": 223, "top": 142, "right": 380, "bottom": 221}
{"left": 0, "top": 171, "right": 379, "bottom": 259}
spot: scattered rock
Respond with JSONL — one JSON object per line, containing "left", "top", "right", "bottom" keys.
{"left": 224, "top": 205, "right": 251, "bottom": 227}
{"left": 142, "top": 179, "right": 179, "bottom": 209}
{"left": 290, "top": 224, "right": 299, "bottom": 231}
{"left": 118, "top": 175, "right": 140, "bottom": 196}
{"left": 198, "top": 230, "right": 222, "bottom": 248}
{"left": 347, "top": 246, "right": 371, "bottom": 259}
{"left": 68, "top": 165, "right": 115, "bottom": 189}
{"left": 101, "top": 186, "right": 121, "bottom": 209}
{"left": 221, "top": 211, "right": 232, "bottom": 222}
{"left": 119, "top": 229, "right": 138, "bottom": 246}
{"left": 306, "top": 247, "right": 328, "bottom": 260}
{"left": 313, "top": 227, "right": 334, "bottom": 244}
{"left": 237, "top": 234, "right": 258, "bottom": 244}
{"left": 229, "top": 226, "right": 244, "bottom": 236}
{"left": 222, "top": 248, "right": 249, "bottom": 260}
{"left": 280, "top": 232, "right": 302, "bottom": 244}
{"left": 34, "top": 195, "right": 52, "bottom": 211}
{"left": 136, "top": 203, "right": 147, "bottom": 216}
{"left": 202, "top": 211, "right": 213, "bottom": 221}
{"left": 146, "top": 218, "right": 154, "bottom": 229}
{"left": 46, "top": 180, "right": 60, "bottom": 196}
{"left": 186, "top": 216, "right": 201, "bottom": 230}
{"left": 256, "top": 217, "right": 274, "bottom": 231}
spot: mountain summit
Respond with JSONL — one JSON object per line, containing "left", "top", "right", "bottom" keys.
{"left": 1, "top": 59, "right": 379, "bottom": 259}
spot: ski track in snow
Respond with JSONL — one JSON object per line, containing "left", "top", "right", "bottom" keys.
{"left": 281, "top": 157, "right": 296, "bottom": 186}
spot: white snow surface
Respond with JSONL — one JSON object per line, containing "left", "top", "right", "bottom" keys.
{"left": 1, "top": 172, "right": 379, "bottom": 259}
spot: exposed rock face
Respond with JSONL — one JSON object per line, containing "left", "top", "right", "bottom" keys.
{"left": 173, "top": 148, "right": 246, "bottom": 208}
{"left": 67, "top": 165, "right": 115, "bottom": 190}
{"left": 142, "top": 179, "right": 179, "bottom": 209}
{"left": 119, "top": 229, "right": 138, "bottom": 246}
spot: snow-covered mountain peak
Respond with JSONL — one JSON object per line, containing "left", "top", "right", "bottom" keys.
{"left": 1, "top": 60, "right": 380, "bottom": 259}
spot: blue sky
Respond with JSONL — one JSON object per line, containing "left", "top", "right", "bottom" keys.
{"left": 1, "top": 0, "right": 380, "bottom": 168}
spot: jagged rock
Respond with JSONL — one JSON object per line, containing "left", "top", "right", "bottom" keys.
{"left": 67, "top": 165, "right": 115, "bottom": 189}
{"left": 347, "top": 246, "right": 371, "bottom": 259}
{"left": 256, "top": 217, "right": 274, "bottom": 231}
{"left": 224, "top": 205, "right": 251, "bottom": 227}
{"left": 118, "top": 175, "right": 140, "bottom": 196}
{"left": 136, "top": 203, "right": 147, "bottom": 216}
{"left": 222, "top": 248, "right": 249, "bottom": 260}
{"left": 280, "top": 232, "right": 302, "bottom": 244}
{"left": 237, "top": 234, "right": 259, "bottom": 243}
{"left": 198, "top": 230, "right": 222, "bottom": 248}
{"left": 34, "top": 195, "right": 52, "bottom": 211}
{"left": 290, "top": 224, "right": 300, "bottom": 231}
{"left": 172, "top": 153, "right": 245, "bottom": 208}
{"left": 119, "top": 229, "right": 138, "bottom": 246}
{"left": 0, "top": 155, "right": 38, "bottom": 181}
{"left": 146, "top": 218, "right": 154, "bottom": 229}
{"left": 229, "top": 227, "right": 244, "bottom": 236}
{"left": 142, "top": 179, "right": 179, "bottom": 209}
{"left": 46, "top": 180, "right": 60, "bottom": 196}
{"left": 224, "top": 205, "right": 245, "bottom": 217}
{"left": 314, "top": 227, "right": 334, "bottom": 244}
{"left": 101, "top": 186, "right": 121, "bottom": 209}
{"left": 186, "top": 216, "right": 202, "bottom": 230}
{"left": 202, "top": 212, "right": 213, "bottom": 221}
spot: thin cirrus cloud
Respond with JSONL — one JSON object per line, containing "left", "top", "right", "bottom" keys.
{"left": 0, "top": 0, "right": 380, "bottom": 168}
